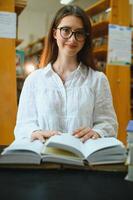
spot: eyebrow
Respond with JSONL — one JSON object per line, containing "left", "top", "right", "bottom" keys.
{"left": 60, "top": 26, "right": 85, "bottom": 31}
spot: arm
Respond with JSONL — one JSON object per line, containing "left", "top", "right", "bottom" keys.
{"left": 92, "top": 73, "right": 118, "bottom": 138}
{"left": 14, "top": 72, "right": 60, "bottom": 141}
{"left": 73, "top": 72, "right": 118, "bottom": 142}
{"left": 14, "top": 74, "right": 40, "bottom": 139}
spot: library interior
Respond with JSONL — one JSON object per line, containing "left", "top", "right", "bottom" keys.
{"left": 0, "top": 0, "right": 133, "bottom": 199}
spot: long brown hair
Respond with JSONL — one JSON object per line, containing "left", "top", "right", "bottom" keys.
{"left": 39, "top": 5, "right": 95, "bottom": 69}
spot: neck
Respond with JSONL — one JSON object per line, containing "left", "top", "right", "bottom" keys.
{"left": 53, "top": 55, "right": 79, "bottom": 74}
{"left": 52, "top": 56, "right": 79, "bottom": 82}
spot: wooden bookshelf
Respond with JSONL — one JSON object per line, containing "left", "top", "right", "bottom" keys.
{"left": 16, "top": 39, "right": 23, "bottom": 46}
{"left": 0, "top": 0, "right": 27, "bottom": 145}
{"left": 92, "top": 20, "right": 109, "bottom": 38}
{"left": 0, "top": 0, "right": 17, "bottom": 145}
{"left": 85, "top": 0, "right": 110, "bottom": 17}
{"left": 93, "top": 44, "right": 108, "bottom": 59}
{"left": 86, "top": 0, "right": 131, "bottom": 144}
{"left": 24, "top": 37, "right": 45, "bottom": 57}
{"left": 15, "top": 0, "right": 27, "bottom": 15}
{"left": 131, "top": 57, "right": 133, "bottom": 119}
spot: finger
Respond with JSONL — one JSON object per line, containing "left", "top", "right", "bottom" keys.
{"left": 75, "top": 127, "right": 91, "bottom": 138}
{"left": 80, "top": 130, "right": 100, "bottom": 142}
{"left": 80, "top": 132, "right": 92, "bottom": 143}
{"left": 73, "top": 127, "right": 85, "bottom": 135}
{"left": 92, "top": 136, "right": 97, "bottom": 139}
{"left": 50, "top": 131, "right": 62, "bottom": 136}
{"left": 57, "top": 131, "right": 62, "bottom": 135}
{"left": 38, "top": 134, "right": 45, "bottom": 143}
{"left": 50, "top": 131, "right": 60, "bottom": 136}
{"left": 91, "top": 133, "right": 99, "bottom": 140}
{"left": 40, "top": 131, "right": 57, "bottom": 138}
{"left": 31, "top": 132, "right": 39, "bottom": 142}
{"left": 31, "top": 132, "right": 45, "bottom": 142}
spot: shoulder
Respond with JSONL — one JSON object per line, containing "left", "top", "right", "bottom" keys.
{"left": 26, "top": 68, "right": 45, "bottom": 80}
{"left": 85, "top": 67, "right": 109, "bottom": 87}
{"left": 88, "top": 68, "right": 107, "bottom": 81}
{"left": 24, "top": 65, "right": 50, "bottom": 85}
{"left": 84, "top": 67, "right": 111, "bottom": 93}
{"left": 89, "top": 69, "right": 112, "bottom": 98}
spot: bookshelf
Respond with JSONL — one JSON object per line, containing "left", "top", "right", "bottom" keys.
{"left": 15, "top": 1, "right": 27, "bottom": 104}
{"left": 16, "top": 39, "right": 23, "bottom": 46}
{"left": 0, "top": 0, "right": 27, "bottom": 145}
{"left": 131, "top": 33, "right": 133, "bottom": 119}
{"left": 15, "top": 0, "right": 27, "bottom": 45}
{"left": 0, "top": 0, "right": 17, "bottom": 145}
{"left": 131, "top": 79, "right": 133, "bottom": 119}
{"left": 15, "top": 36, "right": 45, "bottom": 97}
{"left": 85, "top": 0, "right": 131, "bottom": 144}
{"left": 130, "top": 5, "right": 133, "bottom": 120}
{"left": 24, "top": 37, "right": 45, "bottom": 60}
{"left": 15, "top": 0, "right": 27, "bottom": 15}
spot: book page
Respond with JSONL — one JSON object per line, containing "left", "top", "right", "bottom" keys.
{"left": 82, "top": 137, "right": 124, "bottom": 158}
{"left": 43, "top": 146, "right": 80, "bottom": 159}
{"left": 2, "top": 138, "right": 43, "bottom": 155}
{"left": 41, "top": 146, "right": 83, "bottom": 166}
{"left": 44, "top": 133, "right": 84, "bottom": 157}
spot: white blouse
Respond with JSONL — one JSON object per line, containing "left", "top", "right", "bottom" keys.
{"left": 14, "top": 63, "right": 118, "bottom": 139}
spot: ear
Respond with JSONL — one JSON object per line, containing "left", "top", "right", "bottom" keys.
{"left": 53, "top": 28, "right": 57, "bottom": 39}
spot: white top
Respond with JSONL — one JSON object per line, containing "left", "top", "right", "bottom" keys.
{"left": 14, "top": 63, "right": 118, "bottom": 139}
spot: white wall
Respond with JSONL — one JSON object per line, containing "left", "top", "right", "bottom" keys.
{"left": 17, "top": 9, "right": 49, "bottom": 49}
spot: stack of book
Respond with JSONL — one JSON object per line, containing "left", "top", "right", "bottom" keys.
{"left": 0, "top": 133, "right": 127, "bottom": 167}
{"left": 125, "top": 120, "right": 133, "bottom": 181}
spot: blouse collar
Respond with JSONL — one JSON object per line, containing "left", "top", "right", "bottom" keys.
{"left": 43, "top": 62, "right": 88, "bottom": 80}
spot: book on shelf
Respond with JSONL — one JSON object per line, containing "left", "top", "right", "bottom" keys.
{"left": 127, "top": 120, "right": 133, "bottom": 145}
{"left": 0, "top": 133, "right": 127, "bottom": 166}
{"left": 127, "top": 165, "right": 133, "bottom": 180}
{"left": 126, "top": 148, "right": 133, "bottom": 165}
{"left": 127, "top": 120, "right": 133, "bottom": 131}
{"left": 125, "top": 165, "right": 133, "bottom": 182}
{"left": 125, "top": 120, "right": 133, "bottom": 181}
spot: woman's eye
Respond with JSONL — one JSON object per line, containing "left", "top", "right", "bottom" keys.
{"left": 76, "top": 31, "right": 84, "bottom": 36}
{"left": 62, "top": 28, "right": 70, "bottom": 33}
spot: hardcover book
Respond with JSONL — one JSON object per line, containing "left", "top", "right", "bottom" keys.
{"left": 0, "top": 133, "right": 127, "bottom": 166}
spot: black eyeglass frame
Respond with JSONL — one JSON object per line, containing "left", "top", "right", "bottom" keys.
{"left": 56, "top": 27, "right": 89, "bottom": 42}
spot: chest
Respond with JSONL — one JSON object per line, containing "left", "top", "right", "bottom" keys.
{"left": 35, "top": 85, "right": 95, "bottom": 116}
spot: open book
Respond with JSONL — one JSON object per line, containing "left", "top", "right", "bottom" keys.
{"left": 0, "top": 133, "right": 127, "bottom": 166}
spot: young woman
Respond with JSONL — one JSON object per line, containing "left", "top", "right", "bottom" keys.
{"left": 14, "top": 5, "right": 118, "bottom": 143}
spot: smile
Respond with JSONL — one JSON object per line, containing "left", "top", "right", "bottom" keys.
{"left": 65, "top": 44, "right": 77, "bottom": 48}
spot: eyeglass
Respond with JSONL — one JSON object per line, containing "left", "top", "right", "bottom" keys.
{"left": 56, "top": 26, "right": 89, "bottom": 42}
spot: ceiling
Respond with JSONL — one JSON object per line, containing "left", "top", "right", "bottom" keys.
{"left": 25, "top": 0, "right": 98, "bottom": 14}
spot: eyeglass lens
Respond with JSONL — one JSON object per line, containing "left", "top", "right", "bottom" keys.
{"left": 58, "top": 27, "right": 87, "bottom": 41}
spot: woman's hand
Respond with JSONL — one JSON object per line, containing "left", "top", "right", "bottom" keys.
{"left": 31, "top": 130, "right": 60, "bottom": 143}
{"left": 73, "top": 127, "right": 100, "bottom": 143}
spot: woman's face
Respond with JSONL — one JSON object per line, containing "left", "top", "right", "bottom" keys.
{"left": 53, "top": 15, "right": 85, "bottom": 58}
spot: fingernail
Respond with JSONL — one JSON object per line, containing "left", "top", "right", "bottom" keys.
{"left": 75, "top": 134, "right": 78, "bottom": 137}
